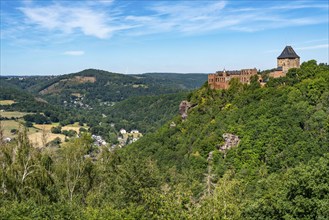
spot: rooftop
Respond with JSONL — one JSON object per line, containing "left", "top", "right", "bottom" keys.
{"left": 277, "top": 46, "right": 300, "bottom": 59}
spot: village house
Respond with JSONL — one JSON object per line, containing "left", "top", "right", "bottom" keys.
{"left": 118, "top": 129, "right": 143, "bottom": 146}
{"left": 130, "top": 129, "right": 139, "bottom": 134}
{"left": 91, "top": 134, "right": 107, "bottom": 146}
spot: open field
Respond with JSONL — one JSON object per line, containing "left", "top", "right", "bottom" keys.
{"left": 0, "top": 111, "right": 30, "bottom": 118}
{"left": 31, "top": 122, "right": 88, "bottom": 147}
{"left": 1, "top": 121, "right": 64, "bottom": 148}
{"left": 34, "top": 123, "right": 59, "bottom": 131}
{"left": 1, "top": 120, "right": 38, "bottom": 138}
{"left": 0, "top": 100, "right": 15, "bottom": 105}
{"left": 2, "top": 120, "right": 88, "bottom": 147}
{"left": 34, "top": 122, "right": 88, "bottom": 133}
{"left": 1, "top": 120, "right": 22, "bottom": 138}
{"left": 71, "top": 93, "right": 82, "bottom": 97}
{"left": 62, "top": 122, "right": 89, "bottom": 132}
{"left": 28, "top": 132, "right": 66, "bottom": 148}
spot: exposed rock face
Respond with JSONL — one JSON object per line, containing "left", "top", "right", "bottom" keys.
{"left": 219, "top": 133, "right": 240, "bottom": 153}
{"left": 179, "top": 101, "right": 191, "bottom": 120}
{"left": 170, "top": 121, "right": 176, "bottom": 128}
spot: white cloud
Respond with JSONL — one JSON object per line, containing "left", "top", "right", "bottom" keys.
{"left": 296, "top": 44, "right": 329, "bottom": 50}
{"left": 94, "top": 0, "right": 114, "bottom": 5}
{"left": 20, "top": 5, "right": 115, "bottom": 39}
{"left": 265, "top": 44, "right": 328, "bottom": 54}
{"left": 8, "top": 0, "right": 329, "bottom": 41}
{"left": 64, "top": 50, "right": 85, "bottom": 56}
{"left": 123, "top": 0, "right": 327, "bottom": 35}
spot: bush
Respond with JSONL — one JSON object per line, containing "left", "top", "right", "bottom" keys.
{"left": 10, "top": 128, "right": 18, "bottom": 134}
{"left": 25, "top": 121, "right": 33, "bottom": 127}
{"left": 51, "top": 126, "right": 62, "bottom": 134}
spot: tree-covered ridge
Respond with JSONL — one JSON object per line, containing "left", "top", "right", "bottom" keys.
{"left": 1, "top": 69, "right": 207, "bottom": 104}
{"left": 131, "top": 60, "right": 328, "bottom": 171}
{"left": 1, "top": 61, "right": 328, "bottom": 219}
{"left": 1, "top": 70, "right": 207, "bottom": 137}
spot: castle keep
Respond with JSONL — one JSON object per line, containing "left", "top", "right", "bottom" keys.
{"left": 208, "top": 46, "right": 300, "bottom": 89}
{"left": 269, "top": 46, "right": 300, "bottom": 78}
{"left": 277, "top": 46, "right": 300, "bottom": 73}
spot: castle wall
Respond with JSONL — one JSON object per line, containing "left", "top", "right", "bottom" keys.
{"left": 269, "top": 70, "right": 285, "bottom": 78}
{"left": 208, "top": 68, "right": 257, "bottom": 90}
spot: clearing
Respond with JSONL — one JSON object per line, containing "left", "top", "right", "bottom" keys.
{"left": 33, "top": 122, "right": 88, "bottom": 133}
{"left": 2, "top": 120, "right": 88, "bottom": 148}
{"left": 0, "top": 111, "right": 30, "bottom": 118}
{"left": 0, "top": 100, "right": 15, "bottom": 105}
{"left": 1, "top": 120, "right": 38, "bottom": 138}
{"left": 62, "top": 122, "right": 89, "bottom": 133}
{"left": 28, "top": 132, "right": 65, "bottom": 148}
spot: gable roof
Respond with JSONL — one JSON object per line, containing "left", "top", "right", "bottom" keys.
{"left": 277, "top": 46, "right": 300, "bottom": 59}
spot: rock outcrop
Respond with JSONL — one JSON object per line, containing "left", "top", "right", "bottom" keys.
{"left": 179, "top": 101, "right": 191, "bottom": 120}
{"left": 219, "top": 133, "right": 240, "bottom": 154}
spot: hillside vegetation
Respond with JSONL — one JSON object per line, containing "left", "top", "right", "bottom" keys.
{"left": 1, "top": 70, "right": 207, "bottom": 138}
{"left": 0, "top": 60, "right": 328, "bottom": 219}
{"left": 2, "top": 69, "right": 207, "bottom": 104}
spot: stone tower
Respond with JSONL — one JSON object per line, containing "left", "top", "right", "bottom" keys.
{"left": 277, "top": 46, "right": 300, "bottom": 73}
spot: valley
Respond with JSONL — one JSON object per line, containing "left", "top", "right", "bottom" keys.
{"left": 1, "top": 69, "right": 207, "bottom": 148}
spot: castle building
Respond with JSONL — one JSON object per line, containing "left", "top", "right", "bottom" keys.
{"left": 208, "top": 46, "right": 301, "bottom": 90}
{"left": 270, "top": 46, "right": 300, "bottom": 78}
{"left": 277, "top": 46, "right": 300, "bottom": 73}
{"left": 208, "top": 68, "right": 257, "bottom": 90}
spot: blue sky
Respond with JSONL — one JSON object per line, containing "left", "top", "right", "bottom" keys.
{"left": 1, "top": 0, "right": 328, "bottom": 75}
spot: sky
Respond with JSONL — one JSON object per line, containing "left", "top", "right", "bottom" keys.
{"left": 0, "top": 0, "right": 328, "bottom": 75}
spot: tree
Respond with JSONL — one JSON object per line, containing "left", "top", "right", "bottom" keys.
{"left": 41, "top": 125, "right": 49, "bottom": 147}
{"left": 54, "top": 133, "right": 94, "bottom": 203}
{"left": 25, "top": 121, "right": 33, "bottom": 127}
{"left": 195, "top": 170, "right": 244, "bottom": 220}
{"left": 51, "top": 126, "right": 62, "bottom": 134}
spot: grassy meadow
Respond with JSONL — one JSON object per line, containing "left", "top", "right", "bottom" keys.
{"left": 31, "top": 122, "right": 88, "bottom": 147}
{"left": 0, "top": 100, "right": 16, "bottom": 105}
{"left": 1, "top": 115, "right": 88, "bottom": 147}
{"left": 0, "top": 111, "right": 30, "bottom": 118}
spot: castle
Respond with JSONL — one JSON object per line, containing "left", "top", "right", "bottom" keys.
{"left": 208, "top": 46, "right": 300, "bottom": 89}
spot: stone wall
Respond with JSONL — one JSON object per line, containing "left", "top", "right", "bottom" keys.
{"left": 269, "top": 70, "right": 285, "bottom": 78}
{"left": 208, "top": 68, "right": 257, "bottom": 90}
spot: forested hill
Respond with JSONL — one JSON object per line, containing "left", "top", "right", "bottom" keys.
{"left": 121, "top": 60, "right": 329, "bottom": 218}
{"left": 1, "top": 69, "right": 207, "bottom": 101}
{"left": 143, "top": 72, "right": 210, "bottom": 89}
{"left": 1, "top": 61, "right": 328, "bottom": 219}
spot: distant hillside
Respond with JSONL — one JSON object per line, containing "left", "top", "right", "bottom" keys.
{"left": 0, "top": 69, "right": 207, "bottom": 138}
{"left": 142, "top": 72, "right": 208, "bottom": 89}
{"left": 1, "top": 69, "right": 207, "bottom": 105}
